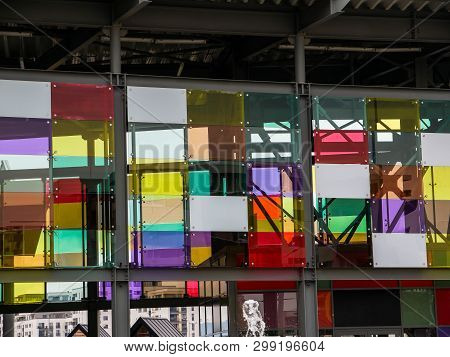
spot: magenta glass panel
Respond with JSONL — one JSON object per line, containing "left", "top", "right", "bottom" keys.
{"left": 0, "top": 117, "right": 51, "bottom": 155}
{"left": 314, "top": 129, "right": 369, "bottom": 164}
{"left": 371, "top": 199, "right": 426, "bottom": 233}
{"left": 190, "top": 232, "right": 212, "bottom": 247}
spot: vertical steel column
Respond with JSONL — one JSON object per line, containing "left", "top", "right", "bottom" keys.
{"left": 415, "top": 56, "right": 428, "bottom": 88}
{"left": 2, "top": 314, "right": 14, "bottom": 337}
{"left": 227, "top": 282, "right": 238, "bottom": 336}
{"left": 110, "top": 24, "right": 130, "bottom": 337}
{"left": 295, "top": 32, "right": 319, "bottom": 337}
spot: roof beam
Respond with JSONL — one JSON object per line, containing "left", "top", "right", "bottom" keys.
{"left": 299, "top": 0, "right": 351, "bottom": 31}
{"left": 113, "top": 0, "right": 151, "bottom": 24}
{"left": 32, "top": 28, "right": 101, "bottom": 70}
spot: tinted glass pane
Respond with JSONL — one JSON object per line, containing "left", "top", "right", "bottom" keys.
{"left": 248, "top": 232, "right": 305, "bottom": 268}
{"left": 316, "top": 198, "right": 370, "bottom": 268}
{"left": 246, "top": 125, "right": 298, "bottom": 163}
{"left": 52, "top": 120, "right": 114, "bottom": 168}
{"left": 333, "top": 289, "right": 401, "bottom": 327}
{"left": 187, "top": 90, "right": 244, "bottom": 126}
{"left": 188, "top": 162, "right": 246, "bottom": 196}
{"left": 51, "top": 82, "right": 114, "bottom": 121}
{"left": 141, "top": 231, "right": 186, "bottom": 267}
{"left": 369, "top": 131, "right": 420, "bottom": 166}
{"left": 46, "top": 282, "right": 85, "bottom": 302}
{"left": 318, "top": 290, "right": 333, "bottom": 328}
{"left": 141, "top": 196, "right": 184, "bottom": 232}
{"left": 419, "top": 100, "right": 450, "bottom": 133}
{"left": 188, "top": 125, "right": 245, "bottom": 162}
{"left": 436, "top": 289, "right": 450, "bottom": 325}
{"left": 313, "top": 97, "right": 366, "bottom": 130}
{"left": 371, "top": 199, "right": 426, "bottom": 234}
{"left": 4, "top": 283, "right": 45, "bottom": 304}
{"left": 314, "top": 130, "right": 368, "bottom": 164}
{"left": 423, "top": 167, "right": 450, "bottom": 201}
{"left": 401, "top": 289, "right": 435, "bottom": 327}
{"left": 1, "top": 229, "right": 46, "bottom": 268}
{"left": 370, "top": 165, "right": 423, "bottom": 200}
{"left": 367, "top": 98, "right": 419, "bottom": 132}
{"left": 245, "top": 92, "right": 299, "bottom": 128}
{"left": 189, "top": 232, "right": 247, "bottom": 268}
{"left": 0, "top": 117, "right": 51, "bottom": 170}
{"left": 425, "top": 200, "right": 450, "bottom": 268}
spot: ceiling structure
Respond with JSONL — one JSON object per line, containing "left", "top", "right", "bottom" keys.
{"left": 0, "top": 0, "right": 449, "bottom": 87}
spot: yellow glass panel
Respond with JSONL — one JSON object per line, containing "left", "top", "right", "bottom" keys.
{"left": 191, "top": 247, "right": 212, "bottom": 266}
{"left": 187, "top": 90, "right": 244, "bottom": 126}
{"left": 54, "top": 202, "right": 82, "bottom": 229}
{"left": 8, "top": 283, "right": 45, "bottom": 304}
{"left": 423, "top": 167, "right": 450, "bottom": 200}
{"left": 1, "top": 230, "right": 46, "bottom": 268}
{"left": 366, "top": 98, "right": 419, "bottom": 132}
{"left": 141, "top": 172, "right": 183, "bottom": 196}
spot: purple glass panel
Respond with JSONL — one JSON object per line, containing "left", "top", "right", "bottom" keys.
{"left": 248, "top": 164, "right": 302, "bottom": 197}
{"left": 98, "top": 281, "right": 142, "bottom": 301}
{"left": 141, "top": 231, "right": 186, "bottom": 267}
{"left": 190, "top": 232, "right": 212, "bottom": 247}
{"left": 371, "top": 199, "right": 426, "bottom": 234}
{"left": 0, "top": 117, "right": 51, "bottom": 155}
{"left": 438, "top": 327, "right": 450, "bottom": 337}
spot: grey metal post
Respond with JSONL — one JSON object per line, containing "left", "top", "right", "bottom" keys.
{"left": 2, "top": 314, "right": 14, "bottom": 337}
{"left": 227, "top": 282, "right": 238, "bottom": 337}
{"left": 110, "top": 24, "right": 130, "bottom": 337}
{"left": 295, "top": 32, "right": 319, "bottom": 337}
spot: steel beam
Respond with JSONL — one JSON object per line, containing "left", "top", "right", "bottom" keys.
{"left": 311, "top": 83, "right": 450, "bottom": 100}
{"left": 296, "top": 32, "right": 319, "bottom": 338}
{"left": 113, "top": 0, "right": 151, "bottom": 24}
{"left": 110, "top": 24, "right": 130, "bottom": 337}
{"left": 2, "top": 314, "right": 14, "bottom": 337}
{"left": 307, "top": 15, "right": 450, "bottom": 43}
{"left": 299, "top": 0, "right": 351, "bottom": 31}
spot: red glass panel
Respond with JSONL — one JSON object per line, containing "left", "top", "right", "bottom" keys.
{"left": 186, "top": 281, "right": 199, "bottom": 297}
{"left": 400, "top": 280, "right": 434, "bottom": 288}
{"left": 1, "top": 192, "right": 48, "bottom": 229}
{"left": 52, "top": 82, "right": 114, "bottom": 121}
{"left": 318, "top": 291, "right": 333, "bottom": 328}
{"left": 436, "top": 289, "right": 450, "bottom": 325}
{"left": 314, "top": 129, "right": 368, "bottom": 164}
{"left": 54, "top": 178, "right": 83, "bottom": 204}
{"left": 248, "top": 232, "right": 305, "bottom": 268}
{"left": 332, "top": 280, "right": 399, "bottom": 289}
{"left": 237, "top": 281, "right": 297, "bottom": 291}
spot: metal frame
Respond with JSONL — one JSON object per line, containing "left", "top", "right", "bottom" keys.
{"left": 0, "top": 57, "right": 449, "bottom": 338}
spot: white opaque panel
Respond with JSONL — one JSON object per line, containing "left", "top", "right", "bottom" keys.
{"left": 372, "top": 233, "right": 427, "bottom": 268}
{"left": 189, "top": 196, "right": 248, "bottom": 232}
{"left": 421, "top": 133, "right": 450, "bottom": 166}
{"left": 0, "top": 80, "right": 51, "bottom": 119}
{"left": 315, "top": 164, "right": 370, "bottom": 198}
{"left": 127, "top": 86, "right": 187, "bottom": 124}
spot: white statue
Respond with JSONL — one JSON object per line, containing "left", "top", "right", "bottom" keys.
{"left": 242, "top": 300, "right": 265, "bottom": 337}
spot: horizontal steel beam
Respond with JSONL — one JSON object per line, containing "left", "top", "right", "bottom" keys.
{"left": 307, "top": 15, "right": 450, "bottom": 43}
{"left": 316, "top": 268, "right": 450, "bottom": 280}
{"left": 311, "top": 83, "right": 450, "bottom": 100}
{"left": 1, "top": 2, "right": 449, "bottom": 42}
{"left": 0, "top": 297, "right": 227, "bottom": 314}
{"left": 0, "top": 268, "right": 448, "bottom": 283}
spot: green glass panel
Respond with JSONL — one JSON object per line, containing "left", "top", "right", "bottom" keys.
{"left": 435, "top": 281, "right": 450, "bottom": 288}
{"left": 244, "top": 92, "right": 300, "bottom": 128}
{"left": 419, "top": 100, "right": 450, "bottom": 133}
{"left": 142, "top": 223, "right": 184, "bottom": 232}
{"left": 326, "top": 199, "right": 367, "bottom": 234}
{"left": 187, "top": 90, "right": 244, "bottom": 126}
{"left": 317, "top": 280, "right": 332, "bottom": 290}
{"left": 370, "top": 131, "right": 420, "bottom": 166}
{"left": 366, "top": 98, "right": 420, "bottom": 132}
{"left": 313, "top": 96, "right": 366, "bottom": 130}
{"left": 189, "top": 170, "right": 211, "bottom": 195}
{"left": 401, "top": 289, "right": 435, "bottom": 327}
{"left": 53, "top": 229, "right": 84, "bottom": 267}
